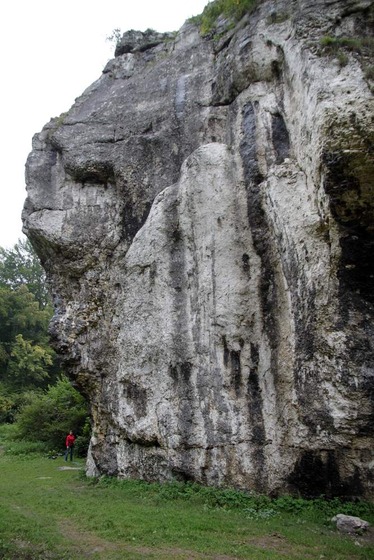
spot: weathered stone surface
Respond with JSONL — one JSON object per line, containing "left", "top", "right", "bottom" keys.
{"left": 114, "top": 29, "right": 176, "bottom": 57}
{"left": 23, "top": 0, "right": 374, "bottom": 498}
{"left": 332, "top": 514, "right": 370, "bottom": 534}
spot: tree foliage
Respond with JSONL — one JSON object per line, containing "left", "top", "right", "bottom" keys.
{"left": 0, "top": 239, "right": 58, "bottom": 394}
{"left": 0, "top": 240, "right": 90, "bottom": 455}
{"left": 0, "top": 285, "right": 56, "bottom": 391}
{"left": 8, "top": 334, "right": 53, "bottom": 388}
{"left": 15, "top": 376, "right": 89, "bottom": 453}
{"left": 0, "top": 238, "right": 49, "bottom": 309}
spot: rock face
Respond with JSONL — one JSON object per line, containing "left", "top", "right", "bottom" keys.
{"left": 23, "top": 0, "right": 374, "bottom": 498}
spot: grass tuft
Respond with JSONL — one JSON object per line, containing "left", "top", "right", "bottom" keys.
{"left": 319, "top": 35, "right": 374, "bottom": 57}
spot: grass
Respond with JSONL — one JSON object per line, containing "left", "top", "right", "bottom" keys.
{"left": 318, "top": 35, "right": 374, "bottom": 86}
{"left": 319, "top": 36, "right": 374, "bottom": 69}
{"left": 319, "top": 36, "right": 374, "bottom": 54}
{"left": 0, "top": 425, "right": 373, "bottom": 559}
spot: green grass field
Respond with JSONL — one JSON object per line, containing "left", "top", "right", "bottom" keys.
{"left": 0, "top": 428, "right": 373, "bottom": 559}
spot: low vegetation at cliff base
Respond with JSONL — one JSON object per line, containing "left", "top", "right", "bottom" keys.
{"left": 0, "top": 427, "right": 373, "bottom": 560}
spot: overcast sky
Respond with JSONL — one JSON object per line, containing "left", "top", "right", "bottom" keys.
{"left": 0, "top": 0, "right": 208, "bottom": 249}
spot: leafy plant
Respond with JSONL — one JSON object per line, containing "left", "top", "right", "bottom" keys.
{"left": 15, "top": 376, "right": 89, "bottom": 454}
{"left": 189, "top": 0, "right": 260, "bottom": 36}
{"left": 74, "top": 416, "right": 91, "bottom": 457}
{"left": 0, "top": 239, "right": 64, "bottom": 413}
{"left": 0, "top": 284, "right": 57, "bottom": 391}
{"left": 0, "top": 238, "right": 50, "bottom": 309}
{"left": 8, "top": 334, "right": 53, "bottom": 387}
{"left": 0, "top": 391, "right": 14, "bottom": 423}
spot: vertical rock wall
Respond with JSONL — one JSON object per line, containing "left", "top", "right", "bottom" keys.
{"left": 23, "top": 0, "right": 374, "bottom": 497}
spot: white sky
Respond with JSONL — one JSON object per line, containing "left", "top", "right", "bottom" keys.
{"left": 0, "top": 0, "right": 208, "bottom": 249}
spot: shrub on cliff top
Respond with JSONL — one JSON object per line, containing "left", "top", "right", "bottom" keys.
{"left": 190, "top": 0, "right": 259, "bottom": 35}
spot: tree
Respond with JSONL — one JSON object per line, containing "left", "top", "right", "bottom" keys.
{"left": 0, "top": 240, "right": 58, "bottom": 394}
{"left": 0, "top": 285, "right": 56, "bottom": 391}
{"left": 16, "top": 376, "right": 89, "bottom": 453}
{"left": 8, "top": 334, "right": 53, "bottom": 389}
{"left": 0, "top": 242, "right": 90, "bottom": 455}
{"left": 0, "top": 285, "right": 51, "bottom": 344}
{"left": 0, "top": 238, "right": 50, "bottom": 309}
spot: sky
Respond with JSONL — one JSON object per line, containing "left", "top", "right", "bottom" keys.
{"left": 0, "top": 0, "right": 208, "bottom": 250}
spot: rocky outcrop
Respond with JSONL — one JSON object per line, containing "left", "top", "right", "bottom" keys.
{"left": 23, "top": 0, "right": 374, "bottom": 498}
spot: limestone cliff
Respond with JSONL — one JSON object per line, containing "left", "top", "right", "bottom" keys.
{"left": 23, "top": 0, "right": 374, "bottom": 498}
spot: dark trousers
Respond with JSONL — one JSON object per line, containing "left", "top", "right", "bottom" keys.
{"left": 64, "top": 446, "right": 74, "bottom": 461}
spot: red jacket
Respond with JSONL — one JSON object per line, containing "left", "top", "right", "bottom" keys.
{"left": 66, "top": 434, "right": 76, "bottom": 447}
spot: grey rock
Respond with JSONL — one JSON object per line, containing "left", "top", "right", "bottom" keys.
{"left": 332, "top": 514, "right": 370, "bottom": 534}
{"left": 114, "top": 29, "right": 175, "bottom": 57}
{"left": 23, "top": 0, "right": 374, "bottom": 497}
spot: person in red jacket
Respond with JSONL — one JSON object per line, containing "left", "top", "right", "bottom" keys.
{"left": 64, "top": 430, "right": 76, "bottom": 462}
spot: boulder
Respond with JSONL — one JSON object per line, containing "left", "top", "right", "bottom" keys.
{"left": 332, "top": 514, "right": 370, "bottom": 534}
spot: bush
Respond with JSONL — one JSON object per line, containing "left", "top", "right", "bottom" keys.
{"left": 74, "top": 417, "right": 91, "bottom": 457}
{"left": 0, "top": 393, "right": 15, "bottom": 423}
{"left": 190, "top": 0, "right": 259, "bottom": 36}
{"left": 0, "top": 384, "right": 42, "bottom": 424}
{"left": 15, "top": 376, "right": 89, "bottom": 454}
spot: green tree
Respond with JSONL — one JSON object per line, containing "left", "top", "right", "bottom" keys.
{"left": 0, "top": 285, "right": 51, "bottom": 345}
{"left": 0, "top": 238, "right": 49, "bottom": 309}
{"left": 16, "top": 376, "right": 89, "bottom": 453}
{"left": 8, "top": 334, "right": 53, "bottom": 389}
{"left": 0, "top": 241, "right": 89, "bottom": 454}
{"left": 0, "top": 239, "right": 60, "bottom": 396}
{"left": 0, "top": 285, "right": 56, "bottom": 391}
{"left": 0, "top": 391, "right": 14, "bottom": 423}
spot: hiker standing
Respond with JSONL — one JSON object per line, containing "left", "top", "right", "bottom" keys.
{"left": 64, "top": 430, "right": 76, "bottom": 462}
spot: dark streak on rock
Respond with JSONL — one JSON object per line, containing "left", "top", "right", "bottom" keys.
{"left": 323, "top": 150, "right": 374, "bottom": 307}
{"left": 240, "top": 102, "right": 278, "bottom": 352}
{"left": 121, "top": 380, "right": 147, "bottom": 418}
{"left": 288, "top": 449, "right": 364, "bottom": 499}
{"left": 271, "top": 113, "right": 290, "bottom": 164}
{"left": 248, "top": 342, "right": 266, "bottom": 490}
